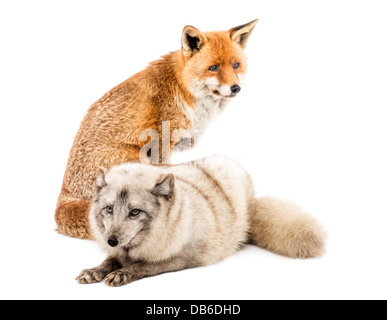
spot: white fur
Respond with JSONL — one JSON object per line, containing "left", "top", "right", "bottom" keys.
{"left": 204, "top": 77, "right": 233, "bottom": 97}
{"left": 177, "top": 79, "right": 231, "bottom": 143}
{"left": 90, "top": 156, "right": 252, "bottom": 265}
{"left": 127, "top": 156, "right": 252, "bottom": 265}
{"left": 89, "top": 155, "right": 326, "bottom": 279}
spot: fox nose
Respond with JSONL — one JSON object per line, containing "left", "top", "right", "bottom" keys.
{"left": 231, "top": 84, "right": 241, "bottom": 95}
{"left": 108, "top": 237, "right": 119, "bottom": 247}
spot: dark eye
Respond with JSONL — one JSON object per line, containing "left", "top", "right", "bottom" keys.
{"left": 129, "top": 209, "right": 141, "bottom": 218}
{"left": 209, "top": 65, "right": 219, "bottom": 72}
{"left": 105, "top": 206, "right": 114, "bottom": 214}
{"left": 233, "top": 63, "right": 240, "bottom": 70}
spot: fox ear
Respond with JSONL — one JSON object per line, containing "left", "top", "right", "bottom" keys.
{"left": 230, "top": 19, "right": 258, "bottom": 49}
{"left": 181, "top": 26, "right": 207, "bottom": 57}
{"left": 96, "top": 168, "right": 107, "bottom": 191}
{"left": 152, "top": 174, "right": 175, "bottom": 199}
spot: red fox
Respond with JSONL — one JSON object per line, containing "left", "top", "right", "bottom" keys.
{"left": 55, "top": 20, "right": 258, "bottom": 240}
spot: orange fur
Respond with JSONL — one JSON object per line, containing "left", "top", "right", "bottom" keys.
{"left": 182, "top": 31, "right": 247, "bottom": 86}
{"left": 55, "top": 20, "right": 258, "bottom": 240}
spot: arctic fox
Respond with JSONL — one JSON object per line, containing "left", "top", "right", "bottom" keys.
{"left": 77, "top": 156, "right": 325, "bottom": 287}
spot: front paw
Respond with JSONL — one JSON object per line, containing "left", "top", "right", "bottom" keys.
{"left": 105, "top": 270, "right": 133, "bottom": 287}
{"left": 76, "top": 269, "right": 108, "bottom": 284}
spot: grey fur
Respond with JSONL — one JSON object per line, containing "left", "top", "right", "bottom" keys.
{"left": 77, "top": 155, "right": 326, "bottom": 286}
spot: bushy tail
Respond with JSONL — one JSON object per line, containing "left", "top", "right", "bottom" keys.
{"left": 249, "top": 197, "right": 326, "bottom": 259}
{"left": 55, "top": 197, "right": 94, "bottom": 240}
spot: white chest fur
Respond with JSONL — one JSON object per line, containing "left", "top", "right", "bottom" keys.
{"left": 176, "top": 94, "right": 227, "bottom": 145}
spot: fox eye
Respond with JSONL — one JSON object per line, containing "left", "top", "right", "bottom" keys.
{"left": 233, "top": 63, "right": 240, "bottom": 70}
{"left": 105, "top": 206, "right": 114, "bottom": 214}
{"left": 209, "top": 65, "right": 219, "bottom": 72}
{"left": 129, "top": 209, "right": 141, "bottom": 218}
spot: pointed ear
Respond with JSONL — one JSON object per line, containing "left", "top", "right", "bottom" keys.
{"left": 96, "top": 168, "right": 107, "bottom": 191}
{"left": 152, "top": 174, "right": 175, "bottom": 199}
{"left": 181, "top": 26, "right": 207, "bottom": 57}
{"left": 229, "top": 19, "right": 258, "bottom": 49}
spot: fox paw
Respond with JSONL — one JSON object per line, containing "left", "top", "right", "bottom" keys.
{"left": 105, "top": 270, "right": 132, "bottom": 287}
{"left": 76, "top": 269, "right": 108, "bottom": 284}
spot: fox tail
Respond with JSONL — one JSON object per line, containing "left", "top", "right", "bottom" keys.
{"left": 249, "top": 197, "right": 326, "bottom": 259}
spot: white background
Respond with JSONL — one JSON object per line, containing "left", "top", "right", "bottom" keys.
{"left": 0, "top": 0, "right": 386, "bottom": 300}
